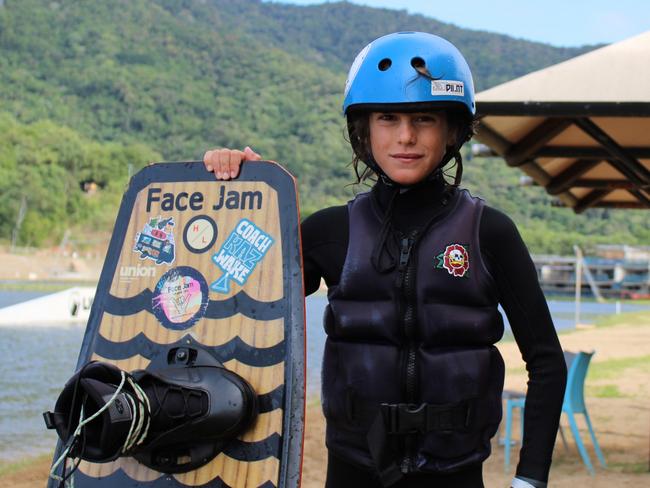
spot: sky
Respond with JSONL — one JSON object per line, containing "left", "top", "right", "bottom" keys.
{"left": 266, "top": 0, "right": 650, "bottom": 47}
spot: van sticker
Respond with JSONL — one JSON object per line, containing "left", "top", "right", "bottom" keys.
{"left": 133, "top": 216, "right": 176, "bottom": 265}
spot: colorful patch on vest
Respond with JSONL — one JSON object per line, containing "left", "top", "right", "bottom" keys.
{"left": 210, "top": 218, "right": 274, "bottom": 294}
{"left": 435, "top": 243, "right": 470, "bottom": 278}
{"left": 152, "top": 266, "right": 208, "bottom": 330}
{"left": 133, "top": 215, "right": 176, "bottom": 265}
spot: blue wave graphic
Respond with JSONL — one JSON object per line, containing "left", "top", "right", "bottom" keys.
{"left": 95, "top": 333, "right": 286, "bottom": 367}
{"left": 73, "top": 464, "right": 279, "bottom": 487}
{"left": 104, "top": 290, "right": 285, "bottom": 320}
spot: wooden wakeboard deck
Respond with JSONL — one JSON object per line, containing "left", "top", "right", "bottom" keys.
{"left": 49, "top": 161, "right": 305, "bottom": 488}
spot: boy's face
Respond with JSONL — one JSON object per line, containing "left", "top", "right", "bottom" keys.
{"left": 369, "top": 111, "right": 455, "bottom": 185}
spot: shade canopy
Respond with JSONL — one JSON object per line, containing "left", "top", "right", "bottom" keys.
{"left": 475, "top": 31, "right": 650, "bottom": 213}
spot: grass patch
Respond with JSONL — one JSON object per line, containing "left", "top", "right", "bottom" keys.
{"left": 594, "top": 311, "right": 650, "bottom": 328}
{"left": 506, "top": 355, "right": 650, "bottom": 382}
{"left": 306, "top": 394, "right": 322, "bottom": 407}
{"left": 506, "top": 366, "right": 526, "bottom": 376}
{"left": 0, "top": 453, "right": 51, "bottom": 477}
{"left": 586, "top": 384, "right": 624, "bottom": 398}
{"left": 499, "top": 331, "right": 515, "bottom": 343}
{"left": 607, "top": 461, "right": 650, "bottom": 474}
{"left": 588, "top": 355, "right": 650, "bottom": 380}
{"left": 545, "top": 295, "right": 650, "bottom": 306}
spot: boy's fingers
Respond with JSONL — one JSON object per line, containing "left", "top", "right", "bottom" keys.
{"left": 217, "top": 149, "right": 231, "bottom": 179}
{"left": 244, "top": 146, "right": 262, "bottom": 161}
{"left": 202, "top": 148, "right": 254, "bottom": 179}
{"left": 228, "top": 150, "right": 244, "bottom": 178}
{"left": 203, "top": 150, "right": 214, "bottom": 172}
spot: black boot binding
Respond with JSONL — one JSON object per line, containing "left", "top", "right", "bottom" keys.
{"left": 44, "top": 345, "right": 258, "bottom": 485}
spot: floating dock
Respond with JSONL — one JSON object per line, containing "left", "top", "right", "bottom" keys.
{"left": 0, "top": 286, "right": 94, "bottom": 326}
{"left": 534, "top": 245, "right": 650, "bottom": 299}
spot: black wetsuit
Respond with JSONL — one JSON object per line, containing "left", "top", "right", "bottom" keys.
{"left": 301, "top": 176, "right": 567, "bottom": 487}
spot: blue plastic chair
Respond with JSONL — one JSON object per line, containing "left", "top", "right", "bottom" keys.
{"left": 502, "top": 351, "right": 607, "bottom": 474}
{"left": 502, "top": 390, "right": 525, "bottom": 471}
{"left": 560, "top": 351, "right": 607, "bottom": 473}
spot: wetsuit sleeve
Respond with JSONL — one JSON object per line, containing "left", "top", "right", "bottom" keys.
{"left": 300, "top": 205, "right": 349, "bottom": 296}
{"left": 479, "top": 206, "right": 567, "bottom": 484}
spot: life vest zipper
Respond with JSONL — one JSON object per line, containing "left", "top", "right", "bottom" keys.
{"left": 398, "top": 230, "right": 418, "bottom": 473}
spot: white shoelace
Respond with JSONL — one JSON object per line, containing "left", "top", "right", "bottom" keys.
{"left": 49, "top": 371, "right": 151, "bottom": 488}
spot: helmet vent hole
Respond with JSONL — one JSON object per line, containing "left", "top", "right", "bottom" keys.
{"left": 378, "top": 58, "right": 392, "bottom": 71}
{"left": 411, "top": 57, "right": 426, "bottom": 69}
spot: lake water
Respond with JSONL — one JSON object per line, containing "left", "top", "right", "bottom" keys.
{"left": 1, "top": 291, "right": 648, "bottom": 461}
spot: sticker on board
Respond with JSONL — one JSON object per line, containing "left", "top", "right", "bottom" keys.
{"left": 152, "top": 266, "right": 209, "bottom": 329}
{"left": 133, "top": 216, "right": 176, "bottom": 265}
{"left": 183, "top": 215, "right": 218, "bottom": 254}
{"left": 210, "top": 219, "right": 274, "bottom": 294}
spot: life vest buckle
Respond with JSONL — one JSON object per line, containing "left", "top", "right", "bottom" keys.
{"left": 381, "top": 400, "right": 472, "bottom": 434}
{"left": 382, "top": 403, "right": 427, "bottom": 434}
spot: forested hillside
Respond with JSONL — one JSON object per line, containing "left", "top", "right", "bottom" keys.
{"left": 0, "top": 0, "right": 646, "bottom": 251}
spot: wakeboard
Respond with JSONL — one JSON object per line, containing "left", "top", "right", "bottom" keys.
{"left": 48, "top": 161, "right": 305, "bottom": 488}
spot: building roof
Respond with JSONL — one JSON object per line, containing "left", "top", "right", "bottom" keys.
{"left": 475, "top": 31, "right": 650, "bottom": 212}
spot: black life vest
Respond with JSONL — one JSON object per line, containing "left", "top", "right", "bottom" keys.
{"left": 322, "top": 188, "right": 505, "bottom": 481}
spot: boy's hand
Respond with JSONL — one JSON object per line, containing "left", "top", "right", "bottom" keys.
{"left": 203, "top": 146, "right": 261, "bottom": 180}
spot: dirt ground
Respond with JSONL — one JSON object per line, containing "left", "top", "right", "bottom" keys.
{"left": 3, "top": 319, "right": 649, "bottom": 487}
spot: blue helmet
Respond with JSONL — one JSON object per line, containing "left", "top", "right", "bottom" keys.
{"left": 343, "top": 31, "right": 475, "bottom": 118}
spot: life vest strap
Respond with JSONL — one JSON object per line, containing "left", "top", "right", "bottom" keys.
{"left": 381, "top": 401, "right": 473, "bottom": 434}
{"left": 360, "top": 399, "right": 475, "bottom": 487}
